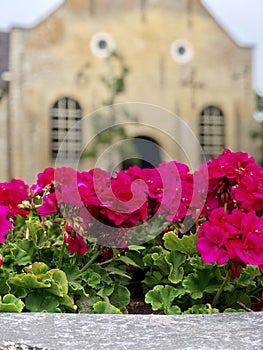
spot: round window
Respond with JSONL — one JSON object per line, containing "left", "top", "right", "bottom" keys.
{"left": 90, "top": 32, "right": 115, "bottom": 58}
{"left": 170, "top": 39, "right": 194, "bottom": 64}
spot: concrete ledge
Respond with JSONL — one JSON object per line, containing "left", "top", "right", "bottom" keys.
{"left": 0, "top": 313, "right": 262, "bottom": 349}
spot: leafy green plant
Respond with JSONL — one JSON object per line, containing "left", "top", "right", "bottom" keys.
{"left": 142, "top": 229, "right": 263, "bottom": 314}
{"left": 1, "top": 149, "right": 263, "bottom": 314}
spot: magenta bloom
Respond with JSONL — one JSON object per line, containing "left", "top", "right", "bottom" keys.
{"left": 157, "top": 161, "right": 191, "bottom": 221}
{"left": 141, "top": 168, "right": 163, "bottom": 200}
{"left": 0, "top": 179, "right": 29, "bottom": 218}
{"left": 0, "top": 205, "right": 12, "bottom": 243}
{"left": 197, "top": 221, "right": 229, "bottom": 265}
{"left": 232, "top": 170, "right": 263, "bottom": 212}
{"left": 64, "top": 233, "right": 88, "bottom": 255}
{"left": 197, "top": 207, "right": 263, "bottom": 276}
{"left": 37, "top": 192, "right": 58, "bottom": 216}
{"left": 100, "top": 169, "right": 148, "bottom": 226}
{"left": 36, "top": 167, "right": 55, "bottom": 193}
{"left": 201, "top": 148, "right": 263, "bottom": 215}
{"left": 230, "top": 226, "right": 263, "bottom": 267}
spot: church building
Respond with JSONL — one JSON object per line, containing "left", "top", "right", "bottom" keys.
{"left": 0, "top": 0, "right": 255, "bottom": 184}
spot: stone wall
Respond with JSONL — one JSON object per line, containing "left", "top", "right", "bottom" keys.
{"left": 0, "top": 313, "right": 262, "bottom": 349}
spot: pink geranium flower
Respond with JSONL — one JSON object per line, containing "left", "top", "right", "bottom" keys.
{"left": 197, "top": 221, "right": 229, "bottom": 265}
{"left": 197, "top": 207, "right": 263, "bottom": 276}
{"left": 64, "top": 233, "right": 88, "bottom": 255}
{"left": 0, "top": 179, "right": 29, "bottom": 218}
{"left": 0, "top": 205, "right": 12, "bottom": 243}
{"left": 37, "top": 192, "right": 58, "bottom": 216}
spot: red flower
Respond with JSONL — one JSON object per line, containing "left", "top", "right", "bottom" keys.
{"left": 201, "top": 149, "right": 263, "bottom": 215}
{"left": 197, "top": 221, "right": 229, "bottom": 265}
{"left": 0, "top": 179, "right": 29, "bottom": 218}
{"left": 64, "top": 233, "right": 88, "bottom": 255}
{"left": 0, "top": 205, "right": 12, "bottom": 243}
{"left": 197, "top": 208, "right": 263, "bottom": 277}
{"left": 37, "top": 192, "right": 58, "bottom": 216}
{"left": 33, "top": 167, "right": 55, "bottom": 194}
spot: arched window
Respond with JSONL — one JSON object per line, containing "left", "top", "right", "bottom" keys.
{"left": 51, "top": 97, "right": 82, "bottom": 160}
{"left": 200, "top": 106, "right": 225, "bottom": 160}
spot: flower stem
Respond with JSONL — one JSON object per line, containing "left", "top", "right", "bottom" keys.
{"left": 236, "top": 301, "right": 253, "bottom": 312}
{"left": 97, "top": 254, "right": 120, "bottom": 266}
{"left": 80, "top": 247, "right": 102, "bottom": 273}
{"left": 212, "top": 270, "right": 231, "bottom": 307}
{"left": 58, "top": 239, "right": 66, "bottom": 268}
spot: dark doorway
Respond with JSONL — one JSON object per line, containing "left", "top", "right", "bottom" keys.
{"left": 122, "top": 136, "right": 161, "bottom": 169}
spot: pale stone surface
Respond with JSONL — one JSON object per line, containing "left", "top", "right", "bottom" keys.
{"left": 0, "top": 313, "right": 262, "bottom": 350}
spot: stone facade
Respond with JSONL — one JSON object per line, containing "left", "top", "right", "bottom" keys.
{"left": 0, "top": 0, "right": 256, "bottom": 184}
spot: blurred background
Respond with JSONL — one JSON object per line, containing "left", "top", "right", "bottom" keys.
{"left": 0, "top": 0, "right": 263, "bottom": 184}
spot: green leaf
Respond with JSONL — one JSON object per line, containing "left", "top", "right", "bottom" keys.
{"left": 3, "top": 241, "right": 32, "bottom": 266}
{"left": 25, "top": 291, "right": 60, "bottom": 312}
{"left": 163, "top": 232, "right": 198, "bottom": 255}
{"left": 151, "top": 252, "right": 170, "bottom": 276}
{"left": 167, "top": 305, "right": 181, "bottom": 314}
{"left": 32, "top": 262, "right": 49, "bottom": 275}
{"left": 224, "top": 308, "right": 246, "bottom": 313}
{"left": 0, "top": 294, "right": 25, "bottom": 312}
{"left": 118, "top": 256, "right": 140, "bottom": 268}
{"left": 15, "top": 240, "right": 34, "bottom": 265}
{"left": 27, "top": 220, "right": 50, "bottom": 249}
{"left": 86, "top": 271, "right": 101, "bottom": 289}
{"left": 166, "top": 251, "right": 186, "bottom": 284}
{"left": 8, "top": 272, "right": 51, "bottom": 290}
{"left": 63, "top": 265, "right": 82, "bottom": 283}
{"left": 58, "top": 294, "right": 77, "bottom": 311}
{"left": 145, "top": 285, "right": 181, "bottom": 313}
{"left": 110, "top": 285, "right": 130, "bottom": 309}
{"left": 69, "top": 281, "right": 89, "bottom": 298}
{"left": 183, "top": 304, "right": 219, "bottom": 314}
{"left": 85, "top": 265, "right": 113, "bottom": 286}
{"left": 142, "top": 271, "right": 164, "bottom": 287}
{"left": 0, "top": 269, "right": 10, "bottom": 295}
{"left": 143, "top": 246, "right": 170, "bottom": 276}
{"left": 225, "top": 290, "right": 251, "bottom": 308}
{"left": 234, "top": 265, "right": 261, "bottom": 288}
{"left": 127, "top": 245, "right": 145, "bottom": 251}
{"left": 77, "top": 295, "right": 100, "bottom": 313}
{"left": 49, "top": 269, "right": 69, "bottom": 297}
{"left": 125, "top": 250, "right": 145, "bottom": 269}
{"left": 182, "top": 270, "right": 220, "bottom": 299}
{"left": 106, "top": 266, "right": 132, "bottom": 279}
{"left": 93, "top": 301, "right": 122, "bottom": 314}
{"left": 8, "top": 285, "right": 27, "bottom": 299}
{"left": 142, "top": 246, "right": 164, "bottom": 267}
{"left": 97, "top": 284, "right": 114, "bottom": 298}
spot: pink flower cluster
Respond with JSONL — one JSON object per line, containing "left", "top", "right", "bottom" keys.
{"left": 0, "top": 179, "right": 29, "bottom": 242}
{"left": 197, "top": 208, "right": 263, "bottom": 276}
{"left": 35, "top": 161, "right": 194, "bottom": 249}
{"left": 0, "top": 179, "right": 29, "bottom": 218}
{"left": 200, "top": 149, "right": 263, "bottom": 215}
{"left": 196, "top": 149, "right": 263, "bottom": 277}
{"left": 1, "top": 148, "right": 263, "bottom": 271}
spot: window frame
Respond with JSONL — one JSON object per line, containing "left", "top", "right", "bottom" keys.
{"left": 50, "top": 97, "right": 82, "bottom": 161}
{"left": 199, "top": 105, "right": 225, "bottom": 160}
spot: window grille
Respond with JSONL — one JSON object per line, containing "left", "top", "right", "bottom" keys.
{"left": 200, "top": 106, "right": 225, "bottom": 160}
{"left": 51, "top": 97, "right": 82, "bottom": 160}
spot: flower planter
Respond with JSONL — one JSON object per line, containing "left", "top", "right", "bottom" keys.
{"left": 1, "top": 150, "right": 263, "bottom": 315}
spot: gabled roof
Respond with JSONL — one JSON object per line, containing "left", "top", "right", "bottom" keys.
{"left": 0, "top": 32, "right": 10, "bottom": 83}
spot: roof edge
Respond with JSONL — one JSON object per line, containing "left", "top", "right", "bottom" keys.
{"left": 200, "top": 0, "right": 254, "bottom": 50}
